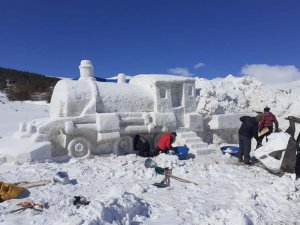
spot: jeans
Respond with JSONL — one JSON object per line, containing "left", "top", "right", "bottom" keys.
{"left": 238, "top": 135, "right": 251, "bottom": 163}
{"left": 296, "top": 148, "right": 300, "bottom": 179}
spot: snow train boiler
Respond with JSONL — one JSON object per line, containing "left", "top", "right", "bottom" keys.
{"left": 19, "top": 60, "right": 203, "bottom": 158}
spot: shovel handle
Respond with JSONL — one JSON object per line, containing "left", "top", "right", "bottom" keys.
{"left": 20, "top": 180, "right": 52, "bottom": 188}
{"left": 168, "top": 174, "right": 198, "bottom": 185}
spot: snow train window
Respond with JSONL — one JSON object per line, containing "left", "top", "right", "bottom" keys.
{"left": 187, "top": 85, "right": 193, "bottom": 96}
{"left": 160, "top": 88, "right": 166, "bottom": 98}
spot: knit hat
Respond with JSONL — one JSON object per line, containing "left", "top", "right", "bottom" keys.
{"left": 264, "top": 106, "right": 270, "bottom": 112}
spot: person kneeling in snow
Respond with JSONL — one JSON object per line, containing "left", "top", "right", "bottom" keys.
{"left": 237, "top": 116, "right": 259, "bottom": 165}
{"left": 152, "top": 132, "right": 177, "bottom": 157}
{"left": 134, "top": 135, "right": 151, "bottom": 157}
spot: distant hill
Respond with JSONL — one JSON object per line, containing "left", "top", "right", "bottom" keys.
{"left": 0, "top": 67, "right": 60, "bottom": 102}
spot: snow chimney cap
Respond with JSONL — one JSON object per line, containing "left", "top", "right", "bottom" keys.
{"left": 117, "top": 73, "right": 126, "bottom": 83}
{"left": 80, "top": 60, "right": 94, "bottom": 68}
{"left": 79, "top": 60, "right": 95, "bottom": 80}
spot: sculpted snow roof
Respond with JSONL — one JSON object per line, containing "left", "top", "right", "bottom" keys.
{"left": 130, "top": 74, "right": 195, "bottom": 85}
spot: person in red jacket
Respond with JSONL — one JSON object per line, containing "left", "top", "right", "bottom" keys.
{"left": 152, "top": 132, "right": 177, "bottom": 156}
{"left": 257, "top": 106, "right": 279, "bottom": 147}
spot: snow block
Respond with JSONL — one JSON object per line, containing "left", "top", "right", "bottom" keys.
{"left": 150, "top": 112, "right": 177, "bottom": 128}
{"left": 0, "top": 136, "right": 51, "bottom": 163}
{"left": 253, "top": 133, "right": 291, "bottom": 173}
{"left": 96, "top": 113, "right": 120, "bottom": 132}
{"left": 209, "top": 113, "right": 256, "bottom": 130}
{"left": 97, "top": 132, "right": 120, "bottom": 143}
{"left": 184, "top": 113, "right": 203, "bottom": 131}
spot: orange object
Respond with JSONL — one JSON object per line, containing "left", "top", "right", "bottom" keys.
{"left": 0, "top": 181, "right": 24, "bottom": 201}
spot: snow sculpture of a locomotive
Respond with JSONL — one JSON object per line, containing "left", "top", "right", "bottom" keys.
{"left": 14, "top": 60, "right": 206, "bottom": 159}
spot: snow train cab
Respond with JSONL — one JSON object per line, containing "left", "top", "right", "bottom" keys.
{"left": 21, "top": 60, "right": 203, "bottom": 158}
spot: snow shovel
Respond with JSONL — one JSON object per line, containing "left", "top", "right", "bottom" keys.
{"left": 10, "top": 201, "right": 44, "bottom": 214}
{"left": 14, "top": 180, "right": 52, "bottom": 189}
{"left": 145, "top": 158, "right": 198, "bottom": 186}
{"left": 154, "top": 167, "right": 198, "bottom": 186}
{"left": 168, "top": 174, "right": 198, "bottom": 186}
{"left": 13, "top": 171, "right": 70, "bottom": 188}
{"left": 144, "top": 158, "right": 157, "bottom": 168}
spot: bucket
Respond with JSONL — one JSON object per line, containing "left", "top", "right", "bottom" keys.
{"left": 220, "top": 146, "right": 239, "bottom": 157}
{"left": 53, "top": 172, "right": 70, "bottom": 185}
{"left": 176, "top": 146, "right": 189, "bottom": 160}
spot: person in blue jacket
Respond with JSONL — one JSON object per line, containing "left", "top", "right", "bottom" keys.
{"left": 237, "top": 116, "right": 259, "bottom": 165}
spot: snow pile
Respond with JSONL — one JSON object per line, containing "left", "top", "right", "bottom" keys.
{"left": 98, "top": 192, "right": 150, "bottom": 224}
{"left": 195, "top": 75, "right": 300, "bottom": 130}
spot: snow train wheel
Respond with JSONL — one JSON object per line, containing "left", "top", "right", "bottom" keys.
{"left": 68, "top": 137, "right": 92, "bottom": 158}
{"left": 113, "top": 136, "right": 134, "bottom": 155}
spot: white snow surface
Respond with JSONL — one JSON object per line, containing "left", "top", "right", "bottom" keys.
{"left": 0, "top": 153, "right": 299, "bottom": 225}
{"left": 0, "top": 92, "right": 49, "bottom": 138}
{"left": 1, "top": 74, "right": 300, "bottom": 224}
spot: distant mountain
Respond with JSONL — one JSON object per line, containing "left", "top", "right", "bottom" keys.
{"left": 0, "top": 67, "right": 60, "bottom": 101}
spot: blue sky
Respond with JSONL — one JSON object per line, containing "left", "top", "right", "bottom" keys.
{"left": 0, "top": 0, "right": 300, "bottom": 79}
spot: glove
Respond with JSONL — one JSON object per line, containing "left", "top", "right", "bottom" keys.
{"left": 167, "top": 150, "right": 175, "bottom": 155}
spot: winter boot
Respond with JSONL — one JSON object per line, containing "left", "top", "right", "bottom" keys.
{"left": 237, "top": 158, "right": 243, "bottom": 163}
{"left": 244, "top": 161, "right": 254, "bottom": 166}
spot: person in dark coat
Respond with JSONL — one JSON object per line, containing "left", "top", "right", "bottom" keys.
{"left": 296, "top": 148, "right": 300, "bottom": 180}
{"left": 134, "top": 135, "right": 151, "bottom": 157}
{"left": 237, "top": 116, "right": 259, "bottom": 165}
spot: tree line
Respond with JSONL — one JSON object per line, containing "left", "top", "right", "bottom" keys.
{"left": 0, "top": 67, "right": 60, "bottom": 102}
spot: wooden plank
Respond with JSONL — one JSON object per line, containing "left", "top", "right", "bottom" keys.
{"left": 258, "top": 127, "right": 270, "bottom": 137}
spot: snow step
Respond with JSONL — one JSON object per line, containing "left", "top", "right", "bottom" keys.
{"left": 185, "top": 137, "right": 203, "bottom": 144}
{"left": 188, "top": 142, "right": 208, "bottom": 149}
{"left": 175, "top": 131, "right": 210, "bottom": 156}
{"left": 178, "top": 132, "right": 197, "bottom": 139}
{"left": 197, "top": 148, "right": 212, "bottom": 155}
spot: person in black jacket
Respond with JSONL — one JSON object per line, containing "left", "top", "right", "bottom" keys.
{"left": 134, "top": 135, "right": 151, "bottom": 157}
{"left": 237, "top": 116, "right": 259, "bottom": 165}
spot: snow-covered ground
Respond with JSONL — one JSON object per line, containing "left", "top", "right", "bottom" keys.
{"left": 0, "top": 153, "right": 299, "bottom": 225}
{"left": 0, "top": 75, "right": 300, "bottom": 225}
{"left": 0, "top": 92, "right": 48, "bottom": 138}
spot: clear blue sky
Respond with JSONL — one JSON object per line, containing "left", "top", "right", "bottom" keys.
{"left": 0, "top": 0, "right": 299, "bottom": 79}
